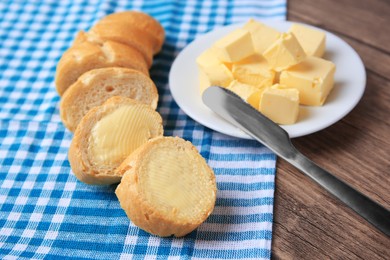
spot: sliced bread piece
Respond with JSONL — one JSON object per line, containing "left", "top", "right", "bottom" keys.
{"left": 89, "top": 24, "right": 156, "bottom": 68}
{"left": 94, "top": 11, "right": 165, "bottom": 54}
{"left": 68, "top": 96, "right": 163, "bottom": 185}
{"left": 55, "top": 33, "right": 149, "bottom": 96}
{"left": 60, "top": 67, "right": 158, "bottom": 132}
{"left": 115, "top": 136, "right": 217, "bottom": 237}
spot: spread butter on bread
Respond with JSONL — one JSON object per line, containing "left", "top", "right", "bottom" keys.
{"left": 115, "top": 136, "right": 217, "bottom": 237}
{"left": 60, "top": 67, "right": 158, "bottom": 132}
{"left": 68, "top": 96, "right": 163, "bottom": 185}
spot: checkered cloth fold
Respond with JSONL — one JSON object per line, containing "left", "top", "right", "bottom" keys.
{"left": 0, "top": 0, "right": 286, "bottom": 259}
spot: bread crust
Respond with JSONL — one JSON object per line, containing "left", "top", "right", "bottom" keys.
{"left": 115, "top": 136, "right": 217, "bottom": 237}
{"left": 55, "top": 35, "right": 149, "bottom": 96}
{"left": 90, "top": 25, "right": 155, "bottom": 68}
{"left": 96, "top": 11, "right": 165, "bottom": 53}
{"left": 60, "top": 67, "right": 158, "bottom": 132}
{"left": 68, "top": 96, "right": 163, "bottom": 185}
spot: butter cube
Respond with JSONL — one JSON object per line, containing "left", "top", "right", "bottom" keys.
{"left": 197, "top": 48, "right": 234, "bottom": 93}
{"left": 227, "top": 80, "right": 262, "bottom": 109}
{"left": 289, "top": 24, "right": 326, "bottom": 57}
{"left": 263, "top": 32, "right": 306, "bottom": 71}
{"left": 198, "top": 63, "right": 234, "bottom": 93}
{"left": 232, "top": 54, "right": 275, "bottom": 88}
{"left": 259, "top": 85, "right": 300, "bottom": 125}
{"left": 213, "top": 28, "right": 255, "bottom": 62}
{"left": 243, "top": 19, "right": 281, "bottom": 54}
{"left": 279, "top": 56, "right": 336, "bottom": 106}
{"left": 197, "top": 47, "right": 233, "bottom": 72}
{"left": 196, "top": 47, "right": 221, "bottom": 70}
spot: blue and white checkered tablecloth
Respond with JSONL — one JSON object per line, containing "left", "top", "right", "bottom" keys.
{"left": 0, "top": 0, "right": 286, "bottom": 259}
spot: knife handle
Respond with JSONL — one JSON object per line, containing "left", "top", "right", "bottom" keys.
{"left": 289, "top": 151, "right": 390, "bottom": 237}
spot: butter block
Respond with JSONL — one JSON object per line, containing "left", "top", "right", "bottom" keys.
{"left": 197, "top": 47, "right": 232, "bottom": 71}
{"left": 279, "top": 56, "right": 336, "bottom": 106}
{"left": 196, "top": 47, "right": 220, "bottom": 70}
{"left": 263, "top": 32, "right": 306, "bottom": 71}
{"left": 232, "top": 54, "right": 275, "bottom": 88}
{"left": 227, "top": 80, "right": 263, "bottom": 109}
{"left": 289, "top": 23, "right": 326, "bottom": 57}
{"left": 259, "top": 85, "right": 299, "bottom": 125}
{"left": 213, "top": 28, "right": 255, "bottom": 62}
{"left": 243, "top": 19, "right": 281, "bottom": 54}
{"left": 198, "top": 63, "right": 234, "bottom": 93}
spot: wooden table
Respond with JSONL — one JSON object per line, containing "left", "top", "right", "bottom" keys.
{"left": 272, "top": 0, "right": 390, "bottom": 258}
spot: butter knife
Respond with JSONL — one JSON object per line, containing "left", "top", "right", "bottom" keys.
{"left": 202, "top": 86, "right": 390, "bottom": 236}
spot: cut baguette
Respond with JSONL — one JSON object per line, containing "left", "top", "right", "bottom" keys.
{"left": 94, "top": 11, "right": 165, "bottom": 54}
{"left": 55, "top": 33, "right": 149, "bottom": 96}
{"left": 68, "top": 96, "right": 163, "bottom": 185}
{"left": 115, "top": 136, "right": 217, "bottom": 237}
{"left": 60, "top": 67, "right": 158, "bottom": 132}
{"left": 89, "top": 24, "right": 156, "bottom": 68}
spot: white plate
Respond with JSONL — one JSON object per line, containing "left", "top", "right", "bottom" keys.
{"left": 169, "top": 20, "right": 366, "bottom": 139}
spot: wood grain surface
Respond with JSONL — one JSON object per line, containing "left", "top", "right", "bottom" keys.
{"left": 272, "top": 0, "right": 390, "bottom": 259}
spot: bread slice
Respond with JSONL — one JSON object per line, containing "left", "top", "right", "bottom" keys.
{"left": 115, "top": 136, "right": 217, "bottom": 237}
{"left": 89, "top": 24, "right": 156, "bottom": 68}
{"left": 68, "top": 96, "right": 163, "bottom": 185}
{"left": 55, "top": 32, "right": 149, "bottom": 96}
{"left": 60, "top": 67, "right": 159, "bottom": 132}
{"left": 94, "top": 11, "right": 165, "bottom": 54}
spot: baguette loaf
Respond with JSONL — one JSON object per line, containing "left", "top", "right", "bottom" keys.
{"left": 115, "top": 136, "right": 217, "bottom": 237}
{"left": 55, "top": 33, "right": 149, "bottom": 96}
{"left": 60, "top": 67, "right": 158, "bottom": 132}
{"left": 94, "top": 11, "right": 165, "bottom": 54}
{"left": 68, "top": 96, "right": 163, "bottom": 185}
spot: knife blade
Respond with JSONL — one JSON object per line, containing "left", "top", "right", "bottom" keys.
{"left": 202, "top": 86, "right": 390, "bottom": 236}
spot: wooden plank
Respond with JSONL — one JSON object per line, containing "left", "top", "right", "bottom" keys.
{"left": 273, "top": 159, "right": 390, "bottom": 259}
{"left": 287, "top": 0, "right": 390, "bottom": 52}
{"left": 273, "top": 0, "right": 390, "bottom": 258}
{"left": 343, "top": 73, "right": 390, "bottom": 142}
{"left": 291, "top": 120, "right": 390, "bottom": 205}
{"left": 273, "top": 118, "right": 390, "bottom": 258}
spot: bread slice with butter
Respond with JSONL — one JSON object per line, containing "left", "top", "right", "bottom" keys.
{"left": 115, "top": 136, "right": 217, "bottom": 237}
{"left": 68, "top": 96, "right": 163, "bottom": 185}
{"left": 60, "top": 67, "right": 159, "bottom": 132}
{"left": 55, "top": 33, "right": 149, "bottom": 96}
